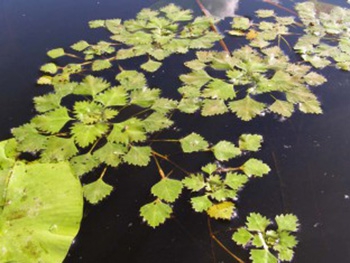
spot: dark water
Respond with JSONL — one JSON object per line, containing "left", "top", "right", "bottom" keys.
{"left": 0, "top": 0, "right": 350, "bottom": 262}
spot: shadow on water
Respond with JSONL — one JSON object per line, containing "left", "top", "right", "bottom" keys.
{"left": 0, "top": 0, "right": 349, "bottom": 262}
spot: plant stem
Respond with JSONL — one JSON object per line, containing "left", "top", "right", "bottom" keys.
{"left": 149, "top": 139, "right": 179, "bottom": 143}
{"left": 216, "top": 167, "right": 241, "bottom": 173}
{"left": 207, "top": 217, "right": 245, "bottom": 263}
{"left": 99, "top": 166, "right": 108, "bottom": 179}
{"left": 195, "top": 0, "right": 230, "bottom": 54}
{"left": 263, "top": 0, "right": 298, "bottom": 15}
{"left": 152, "top": 151, "right": 190, "bottom": 176}
{"left": 152, "top": 153, "right": 166, "bottom": 179}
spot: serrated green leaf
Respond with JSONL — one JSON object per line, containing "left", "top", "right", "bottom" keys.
{"left": 242, "top": 158, "right": 270, "bottom": 177}
{"left": 116, "top": 70, "right": 147, "bottom": 90}
{"left": 140, "top": 200, "right": 172, "bottom": 228}
{"left": 212, "top": 141, "right": 241, "bottom": 161}
{"left": 299, "top": 99, "right": 322, "bottom": 114}
{"left": 141, "top": 59, "right": 162, "bottom": 72}
{"left": 224, "top": 172, "right": 248, "bottom": 190}
{"left": 250, "top": 249, "right": 278, "bottom": 263}
{"left": 252, "top": 234, "right": 265, "bottom": 247}
{"left": 12, "top": 124, "right": 47, "bottom": 153}
{"left": 229, "top": 96, "right": 266, "bottom": 121}
{"left": 70, "top": 153, "right": 100, "bottom": 177}
{"left": 276, "top": 247, "right": 294, "bottom": 262}
{"left": 207, "top": 201, "right": 235, "bottom": 220}
{"left": 92, "top": 59, "right": 112, "bottom": 71}
{"left": 32, "top": 107, "right": 71, "bottom": 133}
{"left": 73, "top": 101, "right": 104, "bottom": 124}
{"left": 108, "top": 118, "right": 146, "bottom": 144}
{"left": 177, "top": 97, "right": 201, "bottom": 113}
{"left": 180, "top": 133, "right": 209, "bottom": 153}
{"left": 201, "top": 163, "right": 217, "bottom": 175}
{"left": 33, "top": 93, "right": 62, "bottom": 113}
{"left": 162, "top": 4, "right": 193, "bottom": 21}
{"left": 71, "top": 40, "right": 89, "bottom": 51}
{"left": 201, "top": 99, "right": 228, "bottom": 116}
{"left": 269, "top": 100, "right": 294, "bottom": 118}
{"left": 210, "top": 188, "right": 237, "bottom": 201}
{"left": 202, "top": 79, "right": 236, "bottom": 100}
{"left": 130, "top": 88, "right": 161, "bottom": 107}
{"left": 151, "top": 98, "right": 178, "bottom": 114}
{"left": 123, "top": 146, "right": 151, "bottom": 166}
{"left": 303, "top": 72, "right": 327, "bottom": 86}
{"left": 246, "top": 212, "right": 271, "bottom": 232}
{"left": 143, "top": 112, "right": 173, "bottom": 133}
{"left": 95, "top": 86, "right": 128, "bottom": 107}
{"left": 184, "top": 59, "right": 206, "bottom": 70}
{"left": 117, "top": 48, "right": 136, "bottom": 60}
{"left": 105, "top": 19, "right": 122, "bottom": 34}
{"left": 47, "top": 48, "right": 65, "bottom": 59}
{"left": 83, "top": 179, "right": 113, "bottom": 204}
{"left": 179, "top": 70, "right": 212, "bottom": 87}
{"left": 93, "top": 142, "right": 126, "bottom": 167}
{"left": 275, "top": 214, "right": 299, "bottom": 232}
{"left": 182, "top": 173, "right": 206, "bottom": 192}
{"left": 74, "top": 75, "right": 110, "bottom": 97}
{"left": 40, "top": 63, "right": 58, "bottom": 74}
{"left": 40, "top": 137, "right": 78, "bottom": 162}
{"left": 191, "top": 195, "right": 212, "bottom": 212}
{"left": 239, "top": 134, "right": 263, "bottom": 152}
{"left": 71, "top": 122, "right": 109, "bottom": 148}
{"left": 151, "top": 178, "right": 183, "bottom": 203}
{"left": 232, "top": 228, "right": 253, "bottom": 246}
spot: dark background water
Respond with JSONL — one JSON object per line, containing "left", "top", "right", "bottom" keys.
{"left": 0, "top": 0, "right": 350, "bottom": 262}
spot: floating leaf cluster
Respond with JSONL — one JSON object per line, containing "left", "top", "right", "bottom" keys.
{"left": 294, "top": 2, "right": 350, "bottom": 70}
{"left": 232, "top": 213, "right": 299, "bottom": 263}
{"left": 179, "top": 45, "right": 326, "bottom": 120}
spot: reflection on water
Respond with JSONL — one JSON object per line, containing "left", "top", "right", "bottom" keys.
{"left": 151, "top": 0, "right": 239, "bottom": 18}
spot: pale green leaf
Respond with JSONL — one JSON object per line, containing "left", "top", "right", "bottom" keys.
{"left": 89, "top": 20, "right": 105, "bottom": 28}
{"left": 32, "top": 107, "right": 71, "bottom": 134}
{"left": 224, "top": 172, "right": 248, "bottom": 190}
{"left": 93, "top": 142, "right": 126, "bottom": 167}
{"left": 232, "top": 227, "right": 253, "bottom": 246}
{"left": 0, "top": 139, "right": 17, "bottom": 169}
{"left": 40, "top": 63, "right": 58, "bottom": 74}
{"left": 299, "top": 99, "right": 322, "bottom": 114}
{"left": 269, "top": 100, "right": 294, "bottom": 118}
{"left": 108, "top": 118, "right": 146, "bottom": 144}
{"left": 207, "top": 201, "right": 235, "bottom": 220}
{"left": 275, "top": 214, "right": 299, "bottom": 232}
{"left": 180, "top": 133, "right": 209, "bottom": 153}
{"left": 229, "top": 96, "right": 266, "bottom": 121}
{"left": 73, "top": 101, "right": 104, "bottom": 124}
{"left": 71, "top": 40, "right": 89, "bottom": 51}
{"left": 116, "top": 70, "right": 147, "bottom": 90}
{"left": 177, "top": 97, "right": 201, "bottom": 113}
{"left": 191, "top": 195, "right": 212, "bottom": 212}
{"left": 250, "top": 249, "right": 278, "bottom": 263}
{"left": 179, "top": 70, "right": 212, "bottom": 87}
{"left": 123, "top": 146, "right": 151, "bottom": 166}
{"left": 239, "top": 134, "right": 263, "bottom": 152}
{"left": 256, "top": 9, "right": 275, "bottom": 18}
{"left": 141, "top": 59, "right": 162, "bottom": 72}
{"left": 202, "top": 79, "right": 236, "bottom": 100}
{"left": 47, "top": 48, "right": 65, "bottom": 59}
{"left": 201, "top": 99, "right": 228, "bottom": 116}
{"left": 184, "top": 59, "right": 206, "bottom": 70}
{"left": 182, "top": 173, "right": 206, "bottom": 192}
{"left": 130, "top": 88, "right": 161, "bottom": 107}
{"left": 0, "top": 162, "right": 82, "bottom": 263}
{"left": 143, "top": 112, "right": 173, "bottom": 133}
{"left": 212, "top": 141, "right": 241, "bottom": 161}
{"left": 37, "top": 75, "right": 52, "bottom": 85}
{"left": 276, "top": 247, "right": 294, "bottom": 262}
{"left": 69, "top": 153, "right": 100, "bottom": 177}
{"left": 232, "top": 17, "right": 250, "bottom": 30}
{"left": 92, "top": 59, "right": 112, "bottom": 71}
{"left": 151, "top": 98, "right": 178, "bottom": 114}
{"left": 71, "top": 122, "right": 109, "bottom": 148}
{"left": 33, "top": 93, "right": 62, "bottom": 113}
{"left": 151, "top": 178, "right": 183, "bottom": 203}
{"left": 201, "top": 163, "right": 217, "bottom": 175}
{"left": 140, "top": 200, "right": 172, "bottom": 228}
{"left": 246, "top": 212, "right": 271, "bottom": 232}
{"left": 242, "top": 158, "right": 270, "bottom": 177}
{"left": 40, "top": 137, "right": 78, "bottom": 162}
{"left": 95, "top": 86, "right": 128, "bottom": 107}
{"left": 74, "top": 75, "right": 110, "bottom": 97}
{"left": 105, "top": 19, "right": 122, "bottom": 34}
{"left": 83, "top": 179, "right": 113, "bottom": 204}
{"left": 12, "top": 124, "right": 47, "bottom": 153}
{"left": 303, "top": 72, "right": 327, "bottom": 86}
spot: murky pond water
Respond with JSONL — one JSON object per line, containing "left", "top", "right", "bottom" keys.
{"left": 0, "top": 0, "right": 349, "bottom": 262}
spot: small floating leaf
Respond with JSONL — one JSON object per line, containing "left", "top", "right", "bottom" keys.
{"left": 182, "top": 173, "right": 206, "bottom": 192}
{"left": 239, "top": 134, "right": 263, "bottom": 152}
{"left": 71, "top": 122, "right": 109, "bottom": 148}
{"left": 89, "top": 20, "right": 105, "bottom": 28}
{"left": 242, "top": 158, "right": 270, "bottom": 177}
{"left": 232, "top": 227, "right": 253, "bottom": 246}
{"left": 180, "top": 133, "right": 209, "bottom": 153}
{"left": 140, "top": 200, "right": 172, "bottom": 228}
{"left": 40, "top": 63, "right": 58, "bottom": 74}
{"left": 212, "top": 141, "right": 241, "bottom": 161}
{"left": 229, "top": 96, "right": 266, "bottom": 121}
{"left": 71, "top": 40, "right": 89, "bottom": 51}
{"left": 207, "top": 201, "right": 235, "bottom": 220}
{"left": 275, "top": 214, "right": 299, "bottom": 232}
{"left": 47, "top": 48, "right": 65, "bottom": 59}
{"left": 37, "top": 75, "right": 52, "bottom": 85}
{"left": 32, "top": 107, "right": 71, "bottom": 134}
{"left": 123, "top": 146, "right": 151, "bottom": 166}
{"left": 151, "top": 178, "right": 183, "bottom": 203}
{"left": 191, "top": 195, "right": 212, "bottom": 212}
{"left": 250, "top": 249, "right": 278, "bottom": 263}
{"left": 269, "top": 100, "right": 294, "bottom": 118}
{"left": 83, "top": 179, "right": 113, "bottom": 204}
{"left": 246, "top": 213, "right": 271, "bottom": 232}
{"left": 141, "top": 59, "right": 162, "bottom": 72}
{"left": 92, "top": 59, "right": 112, "bottom": 71}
